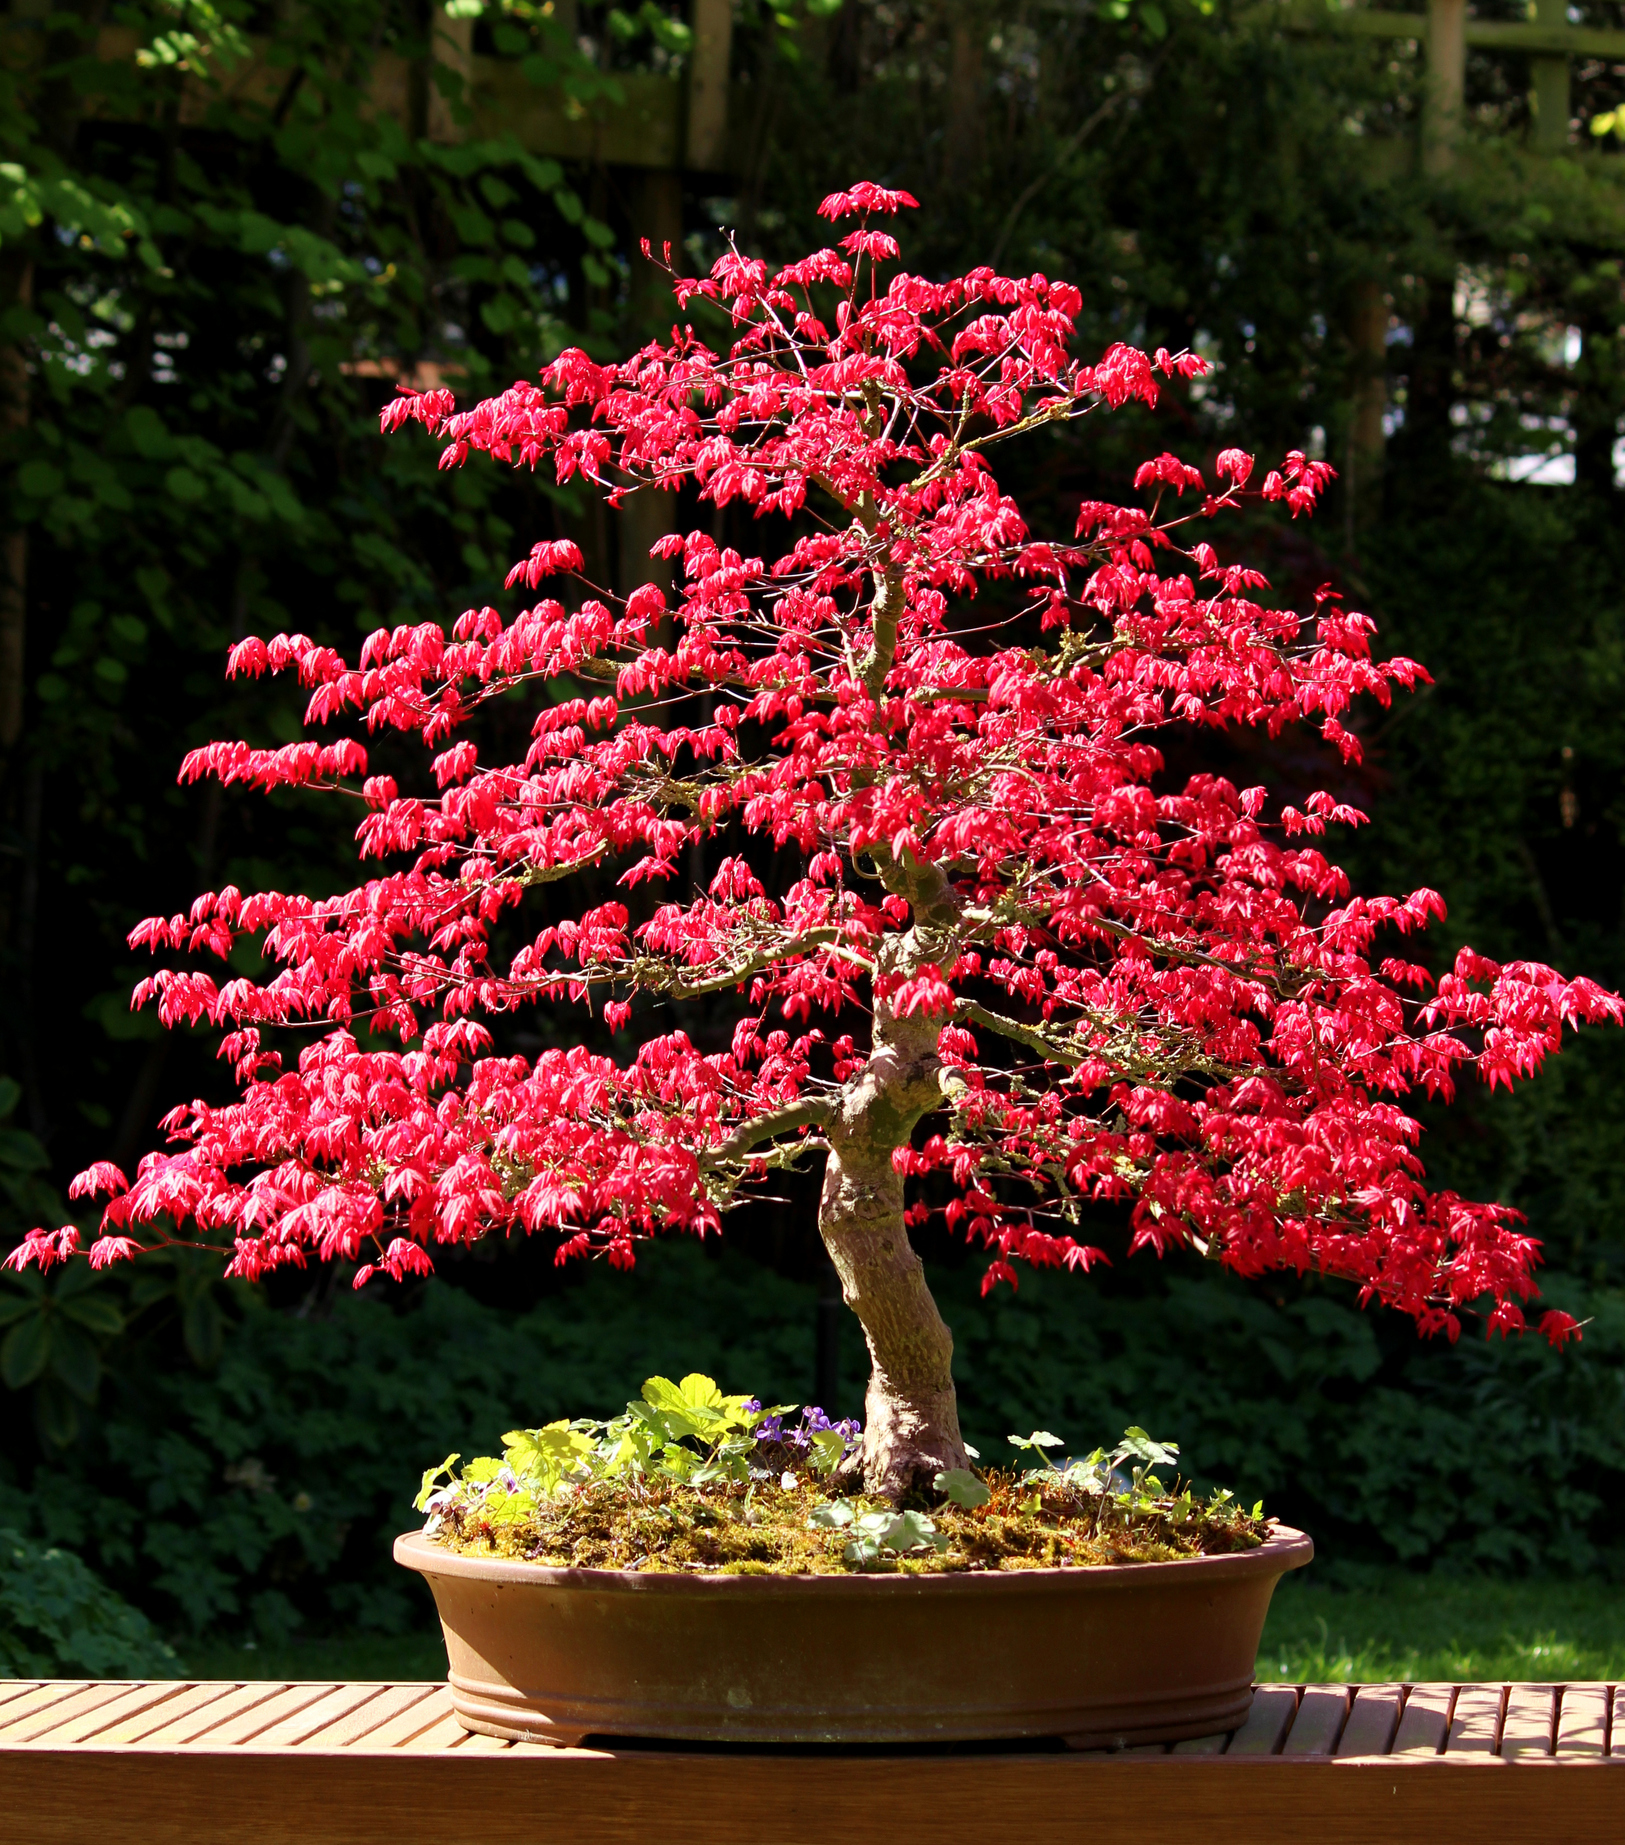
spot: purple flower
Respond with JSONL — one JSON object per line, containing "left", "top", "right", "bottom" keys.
{"left": 755, "top": 1405, "right": 862, "bottom": 1453}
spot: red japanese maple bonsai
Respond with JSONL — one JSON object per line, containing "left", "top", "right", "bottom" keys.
{"left": 14, "top": 185, "right": 1619, "bottom": 1500}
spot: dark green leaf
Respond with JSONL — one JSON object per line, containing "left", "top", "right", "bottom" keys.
{"left": 48, "top": 1325, "right": 102, "bottom": 1402}
{"left": 163, "top": 466, "right": 207, "bottom": 503}
{"left": 60, "top": 1295, "right": 124, "bottom": 1338}
{"left": 33, "top": 1379, "right": 81, "bottom": 1449}
{"left": 54, "top": 1261, "right": 106, "bottom": 1302}
{"left": 17, "top": 460, "right": 63, "bottom": 498}
{"left": 182, "top": 1293, "right": 224, "bottom": 1369}
{"left": 1, "top": 1316, "right": 51, "bottom": 1389}
{"left": 0, "top": 1128, "right": 48, "bottom": 1172}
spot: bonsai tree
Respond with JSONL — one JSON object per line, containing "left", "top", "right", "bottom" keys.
{"left": 13, "top": 185, "right": 1619, "bottom": 1501}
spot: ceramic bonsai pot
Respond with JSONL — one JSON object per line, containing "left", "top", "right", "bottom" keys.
{"left": 394, "top": 1523, "right": 1312, "bottom": 1749}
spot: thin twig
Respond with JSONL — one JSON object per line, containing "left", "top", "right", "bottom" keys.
{"left": 990, "top": 95, "right": 1122, "bottom": 271}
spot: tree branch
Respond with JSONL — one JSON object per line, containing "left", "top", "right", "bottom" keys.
{"left": 958, "top": 998, "right": 1239, "bottom": 1086}
{"left": 958, "top": 999, "right": 1088, "bottom": 1067}
{"left": 702, "top": 1096, "right": 835, "bottom": 1166}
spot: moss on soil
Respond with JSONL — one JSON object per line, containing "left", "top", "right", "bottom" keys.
{"left": 432, "top": 1464, "right": 1270, "bottom": 1576}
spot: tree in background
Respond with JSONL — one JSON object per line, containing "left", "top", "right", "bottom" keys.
{"left": 0, "top": 0, "right": 641, "bottom": 1185}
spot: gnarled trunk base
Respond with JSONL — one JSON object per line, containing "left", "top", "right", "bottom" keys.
{"left": 818, "top": 1073, "right": 967, "bottom": 1501}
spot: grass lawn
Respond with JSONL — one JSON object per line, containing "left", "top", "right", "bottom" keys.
{"left": 1256, "top": 1569, "right": 1625, "bottom": 1684}
{"left": 182, "top": 1630, "right": 449, "bottom": 1683}
{"left": 175, "top": 1568, "right": 1625, "bottom": 1687}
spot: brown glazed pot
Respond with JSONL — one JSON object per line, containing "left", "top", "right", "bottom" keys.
{"left": 394, "top": 1523, "right": 1312, "bottom": 1749}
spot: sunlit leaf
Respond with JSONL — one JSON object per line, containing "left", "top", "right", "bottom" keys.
{"left": 934, "top": 1467, "right": 990, "bottom": 1510}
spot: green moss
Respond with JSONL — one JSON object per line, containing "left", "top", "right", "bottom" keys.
{"left": 433, "top": 1465, "right": 1267, "bottom": 1576}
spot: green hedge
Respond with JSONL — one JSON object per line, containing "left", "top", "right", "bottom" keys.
{"left": 0, "top": 1527, "right": 178, "bottom": 1676}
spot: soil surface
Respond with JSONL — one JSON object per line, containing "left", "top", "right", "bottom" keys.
{"left": 431, "top": 1463, "right": 1271, "bottom": 1575}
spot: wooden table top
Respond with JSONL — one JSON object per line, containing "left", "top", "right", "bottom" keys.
{"left": 1, "top": 1675, "right": 1619, "bottom": 1758}
{"left": 3, "top": 1678, "right": 1621, "bottom": 1843}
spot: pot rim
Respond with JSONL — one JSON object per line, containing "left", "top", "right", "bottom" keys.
{"left": 394, "top": 1520, "right": 1312, "bottom": 1594}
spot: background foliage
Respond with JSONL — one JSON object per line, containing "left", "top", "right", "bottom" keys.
{"left": 0, "top": 1524, "right": 176, "bottom": 1675}
{"left": 2, "top": 0, "right": 1624, "bottom": 1654}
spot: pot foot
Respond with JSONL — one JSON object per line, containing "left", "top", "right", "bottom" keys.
{"left": 455, "top": 1714, "right": 589, "bottom": 1749}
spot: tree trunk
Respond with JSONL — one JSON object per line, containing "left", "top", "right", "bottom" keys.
{"left": 0, "top": 251, "right": 32, "bottom": 767}
{"left": 1571, "top": 308, "right": 1621, "bottom": 511}
{"left": 941, "top": 3, "right": 985, "bottom": 194}
{"left": 1344, "top": 274, "right": 1388, "bottom": 544}
{"left": 818, "top": 934, "right": 967, "bottom": 1501}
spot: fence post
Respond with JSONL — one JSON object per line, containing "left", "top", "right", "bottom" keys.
{"left": 1346, "top": 276, "right": 1389, "bottom": 538}
{"left": 1530, "top": 0, "right": 1571, "bottom": 148}
{"left": 427, "top": 6, "right": 474, "bottom": 144}
{"left": 687, "top": 0, "right": 733, "bottom": 171}
{"left": 1423, "top": 0, "right": 1466, "bottom": 172}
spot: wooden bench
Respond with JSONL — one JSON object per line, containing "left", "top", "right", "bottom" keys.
{"left": 2, "top": 1677, "right": 1619, "bottom": 1843}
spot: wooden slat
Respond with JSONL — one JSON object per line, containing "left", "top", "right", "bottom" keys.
{"left": 1169, "top": 1730, "right": 1230, "bottom": 1755}
{"left": 1500, "top": 1684, "right": 1555, "bottom": 1761}
{"left": 0, "top": 1682, "right": 133, "bottom": 1743}
{"left": 351, "top": 1686, "right": 456, "bottom": 1750}
{"left": 200, "top": 1683, "right": 340, "bottom": 1747}
{"left": 1337, "top": 1684, "right": 1402, "bottom": 1758}
{"left": 313, "top": 1683, "right": 442, "bottom": 1750}
{"left": 0, "top": 1682, "right": 90, "bottom": 1737}
{"left": 1553, "top": 1685, "right": 1608, "bottom": 1760}
{"left": 394, "top": 1709, "right": 469, "bottom": 1752}
{"left": 1611, "top": 1685, "right": 1625, "bottom": 1760}
{"left": 21, "top": 1682, "right": 189, "bottom": 1746}
{"left": 1281, "top": 1685, "right": 1348, "bottom": 1756}
{"left": 7, "top": 1676, "right": 1625, "bottom": 1768}
{"left": 1393, "top": 1683, "right": 1454, "bottom": 1756}
{"left": 131, "top": 1682, "right": 291, "bottom": 1747}
{"left": 1224, "top": 1685, "right": 1298, "bottom": 1755}
{"left": 453, "top": 1728, "right": 516, "bottom": 1753}
{"left": 240, "top": 1684, "right": 386, "bottom": 1751}
{"left": 1446, "top": 1683, "right": 1504, "bottom": 1756}
{"left": 97, "top": 1682, "right": 238, "bottom": 1746}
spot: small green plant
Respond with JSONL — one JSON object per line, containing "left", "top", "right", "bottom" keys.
{"left": 934, "top": 1467, "right": 992, "bottom": 1510}
{"left": 1006, "top": 1425, "right": 1265, "bottom": 1542}
{"left": 1013, "top": 1424, "right": 1179, "bottom": 1497}
{"left": 419, "top": 1384, "right": 1266, "bottom": 1576}
{"left": 807, "top": 1500, "right": 949, "bottom": 1566}
{"left": 415, "top": 1374, "right": 818, "bottom": 1535}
